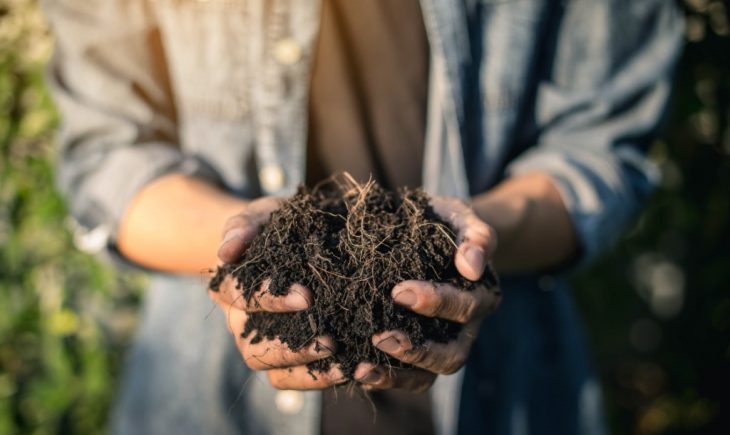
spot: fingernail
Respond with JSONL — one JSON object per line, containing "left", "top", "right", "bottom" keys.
{"left": 284, "top": 292, "right": 310, "bottom": 310}
{"left": 309, "top": 340, "right": 332, "bottom": 357}
{"left": 222, "top": 228, "right": 245, "bottom": 245}
{"left": 463, "top": 245, "right": 485, "bottom": 274}
{"left": 375, "top": 335, "right": 402, "bottom": 353}
{"left": 359, "top": 368, "right": 382, "bottom": 384}
{"left": 393, "top": 289, "right": 418, "bottom": 308}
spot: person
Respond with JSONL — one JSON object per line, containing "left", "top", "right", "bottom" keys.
{"left": 41, "top": 0, "right": 683, "bottom": 434}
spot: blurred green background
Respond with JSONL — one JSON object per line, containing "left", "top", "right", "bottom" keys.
{"left": 0, "top": 0, "right": 728, "bottom": 434}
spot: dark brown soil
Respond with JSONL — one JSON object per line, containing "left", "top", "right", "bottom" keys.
{"left": 210, "top": 175, "right": 496, "bottom": 380}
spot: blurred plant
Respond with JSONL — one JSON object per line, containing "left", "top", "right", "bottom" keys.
{"left": 0, "top": 1, "right": 144, "bottom": 434}
{"left": 573, "top": 1, "right": 730, "bottom": 434}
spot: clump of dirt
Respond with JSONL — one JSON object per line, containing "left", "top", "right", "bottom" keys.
{"left": 210, "top": 175, "right": 496, "bottom": 380}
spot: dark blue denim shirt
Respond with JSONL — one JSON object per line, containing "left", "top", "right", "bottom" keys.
{"left": 42, "top": 1, "right": 683, "bottom": 434}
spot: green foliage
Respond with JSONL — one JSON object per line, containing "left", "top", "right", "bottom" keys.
{"left": 0, "top": 0, "right": 727, "bottom": 434}
{"left": 0, "top": 1, "right": 144, "bottom": 434}
{"left": 573, "top": 1, "right": 730, "bottom": 434}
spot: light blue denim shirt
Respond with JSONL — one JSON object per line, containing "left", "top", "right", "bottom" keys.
{"left": 43, "top": 1, "right": 683, "bottom": 434}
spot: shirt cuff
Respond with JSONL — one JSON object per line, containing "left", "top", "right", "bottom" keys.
{"left": 64, "top": 143, "right": 222, "bottom": 261}
{"left": 505, "top": 145, "right": 658, "bottom": 268}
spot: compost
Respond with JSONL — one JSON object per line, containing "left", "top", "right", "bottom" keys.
{"left": 210, "top": 175, "right": 496, "bottom": 379}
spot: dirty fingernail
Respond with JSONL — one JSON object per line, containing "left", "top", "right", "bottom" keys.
{"left": 393, "top": 289, "right": 418, "bottom": 308}
{"left": 375, "top": 335, "right": 402, "bottom": 353}
{"left": 284, "top": 292, "right": 310, "bottom": 310}
{"left": 309, "top": 339, "right": 332, "bottom": 357}
{"left": 359, "top": 368, "right": 382, "bottom": 384}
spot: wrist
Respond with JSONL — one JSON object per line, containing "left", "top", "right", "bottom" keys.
{"left": 471, "top": 189, "right": 529, "bottom": 257}
{"left": 118, "top": 173, "right": 249, "bottom": 274}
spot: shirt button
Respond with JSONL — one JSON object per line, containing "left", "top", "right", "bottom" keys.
{"left": 275, "top": 390, "right": 304, "bottom": 415}
{"left": 71, "top": 223, "right": 110, "bottom": 254}
{"left": 273, "top": 38, "right": 302, "bottom": 65}
{"left": 259, "top": 164, "right": 286, "bottom": 192}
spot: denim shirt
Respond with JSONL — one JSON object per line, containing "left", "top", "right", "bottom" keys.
{"left": 42, "top": 1, "right": 683, "bottom": 434}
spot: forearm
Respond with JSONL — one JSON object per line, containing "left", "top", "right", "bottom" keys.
{"left": 472, "top": 172, "right": 578, "bottom": 275}
{"left": 118, "top": 174, "right": 247, "bottom": 274}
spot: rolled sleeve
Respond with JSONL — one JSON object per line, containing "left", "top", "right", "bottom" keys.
{"left": 507, "top": 0, "right": 684, "bottom": 264}
{"left": 59, "top": 145, "right": 220, "bottom": 254}
{"left": 43, "top": 0, "right": 221, "bottom": 256}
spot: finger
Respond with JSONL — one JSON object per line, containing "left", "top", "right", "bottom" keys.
{"left": 218, "top": 197, "right": 282, "bottom": 263}
{"left": 213, "top": 276, "right": 313, "bottom": 312}
{"left": 221, "top": 197, "right": 282, "bottom": 237}
{"left": 430, "top": 197, "right": 497, "bottom": 281}
{"left": 209, "top": 289, "right": 331, "bottom": 370}
{"left": 392, "top": 280, "right": 500, "bottom": 323}
{"left": 241, "top": 335, "right": 335, "bottom": 371}
{"left": 217, "top": 217, "right": 258, "bottom": 263}
{"left": 373, "top": 326, "right": 478, "bottom": 375}
{"left": 453, "top": 214, "right": 497, "bottom": 282}
{"left": 354, "top": 363, "right": 436, "bottom": 393}
{"left": 245, "top": 281, "right": 313, "bottom": 313}
{"left": 213, "top": 275, "right": 249, "bottom": 310}
{"left": 208, "top": 289, "right": 248, "bottom": 336}
{"left": 267, "top": 364, "right": 346, "bottom": 390}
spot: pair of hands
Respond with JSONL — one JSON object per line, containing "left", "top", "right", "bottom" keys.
{"left": 208, "top": 195, "right": 501, "bottom": 392}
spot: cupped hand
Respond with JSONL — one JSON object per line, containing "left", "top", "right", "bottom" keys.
{"left": 209, "top": 196, "right": 347, "bottom": 390}
{"left": 358, "top": 196, "right": 501, "bottom": 392}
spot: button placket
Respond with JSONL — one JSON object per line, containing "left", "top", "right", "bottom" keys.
{"left": 256, "top": 0, "right": 291, "bottom": 194}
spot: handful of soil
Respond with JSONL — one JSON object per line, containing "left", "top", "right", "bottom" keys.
{"left": 210, "top": 175, "right": 496, "bottom": 379}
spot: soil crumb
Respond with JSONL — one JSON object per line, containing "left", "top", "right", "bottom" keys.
{"left": 210, "top": 174, "right": 496, "bottom": 379}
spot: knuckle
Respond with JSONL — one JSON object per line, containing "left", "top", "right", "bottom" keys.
{"left": 267, "top": 372, "right": 285, "bottom": 390}
{"left": 458, "top": 296, "right": 478, "bottom": 323}
{"left": 406, "top": 347, "right": 430, "bottom": 366}
{"left": 434, "top": 286, "right": 468, "bottom": 322}
{"left": 276, "top": 348, "right": 295, "bottom": 367}
{"left": 374, "top": 372, "right": 395, "bottom": 389}
{"left": 268, "top": 298, "right": 288, "bottom": 312}
{"left": 411, "top": 374, "right": 436, "bottom": 393}
{"left": 441, "top": 362, "right": 459, "bottom": 375}
{"left": 241, "top": 349, "right": 262, "bottom": 370}
{"left": 248, "top": 292, "right": 273, "bottom": 312}
{"left": 463, "top": 217, "right": 494, "bottom": 242}
{"left": 221, "top": 216, "right": 238, "bottom": 234}
{"left": 382, "top": 375, "right": 397, "bottom": 389}
{"left": 474, "top": 218, "right": 492, "bottom": 236}
{"left": 444, "top": 349, "right": 468, "bottom": 374}
{"left": 421, "top": 288, "right": 444, "bottom": 317}
{"left": 433, "top": 347, "right": 463, "bottom": 375}
{"left": 442, "top": 364, "right": 460, "bottom": 375}
{"left": 225, "top": 288, "right": 246, "bottom": 310}
{"left": 224, "top": 214, "right": 252, "bottom": 234}
{"left": 245, "top": 295, "right": 261, "bottom": 311}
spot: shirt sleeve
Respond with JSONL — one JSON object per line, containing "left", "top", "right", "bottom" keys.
{"left": 42, "top": 0, "right": 221, "bottom": 256}
{"left": 506, "top": 0, "right": 684, "bottom": 264}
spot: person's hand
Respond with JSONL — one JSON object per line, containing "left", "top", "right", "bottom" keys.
{"left": 208, "top": 196, "right": 346, "bottom": 390}
{"left": 355, "top": 196, "right": 501, "bottom": 392}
